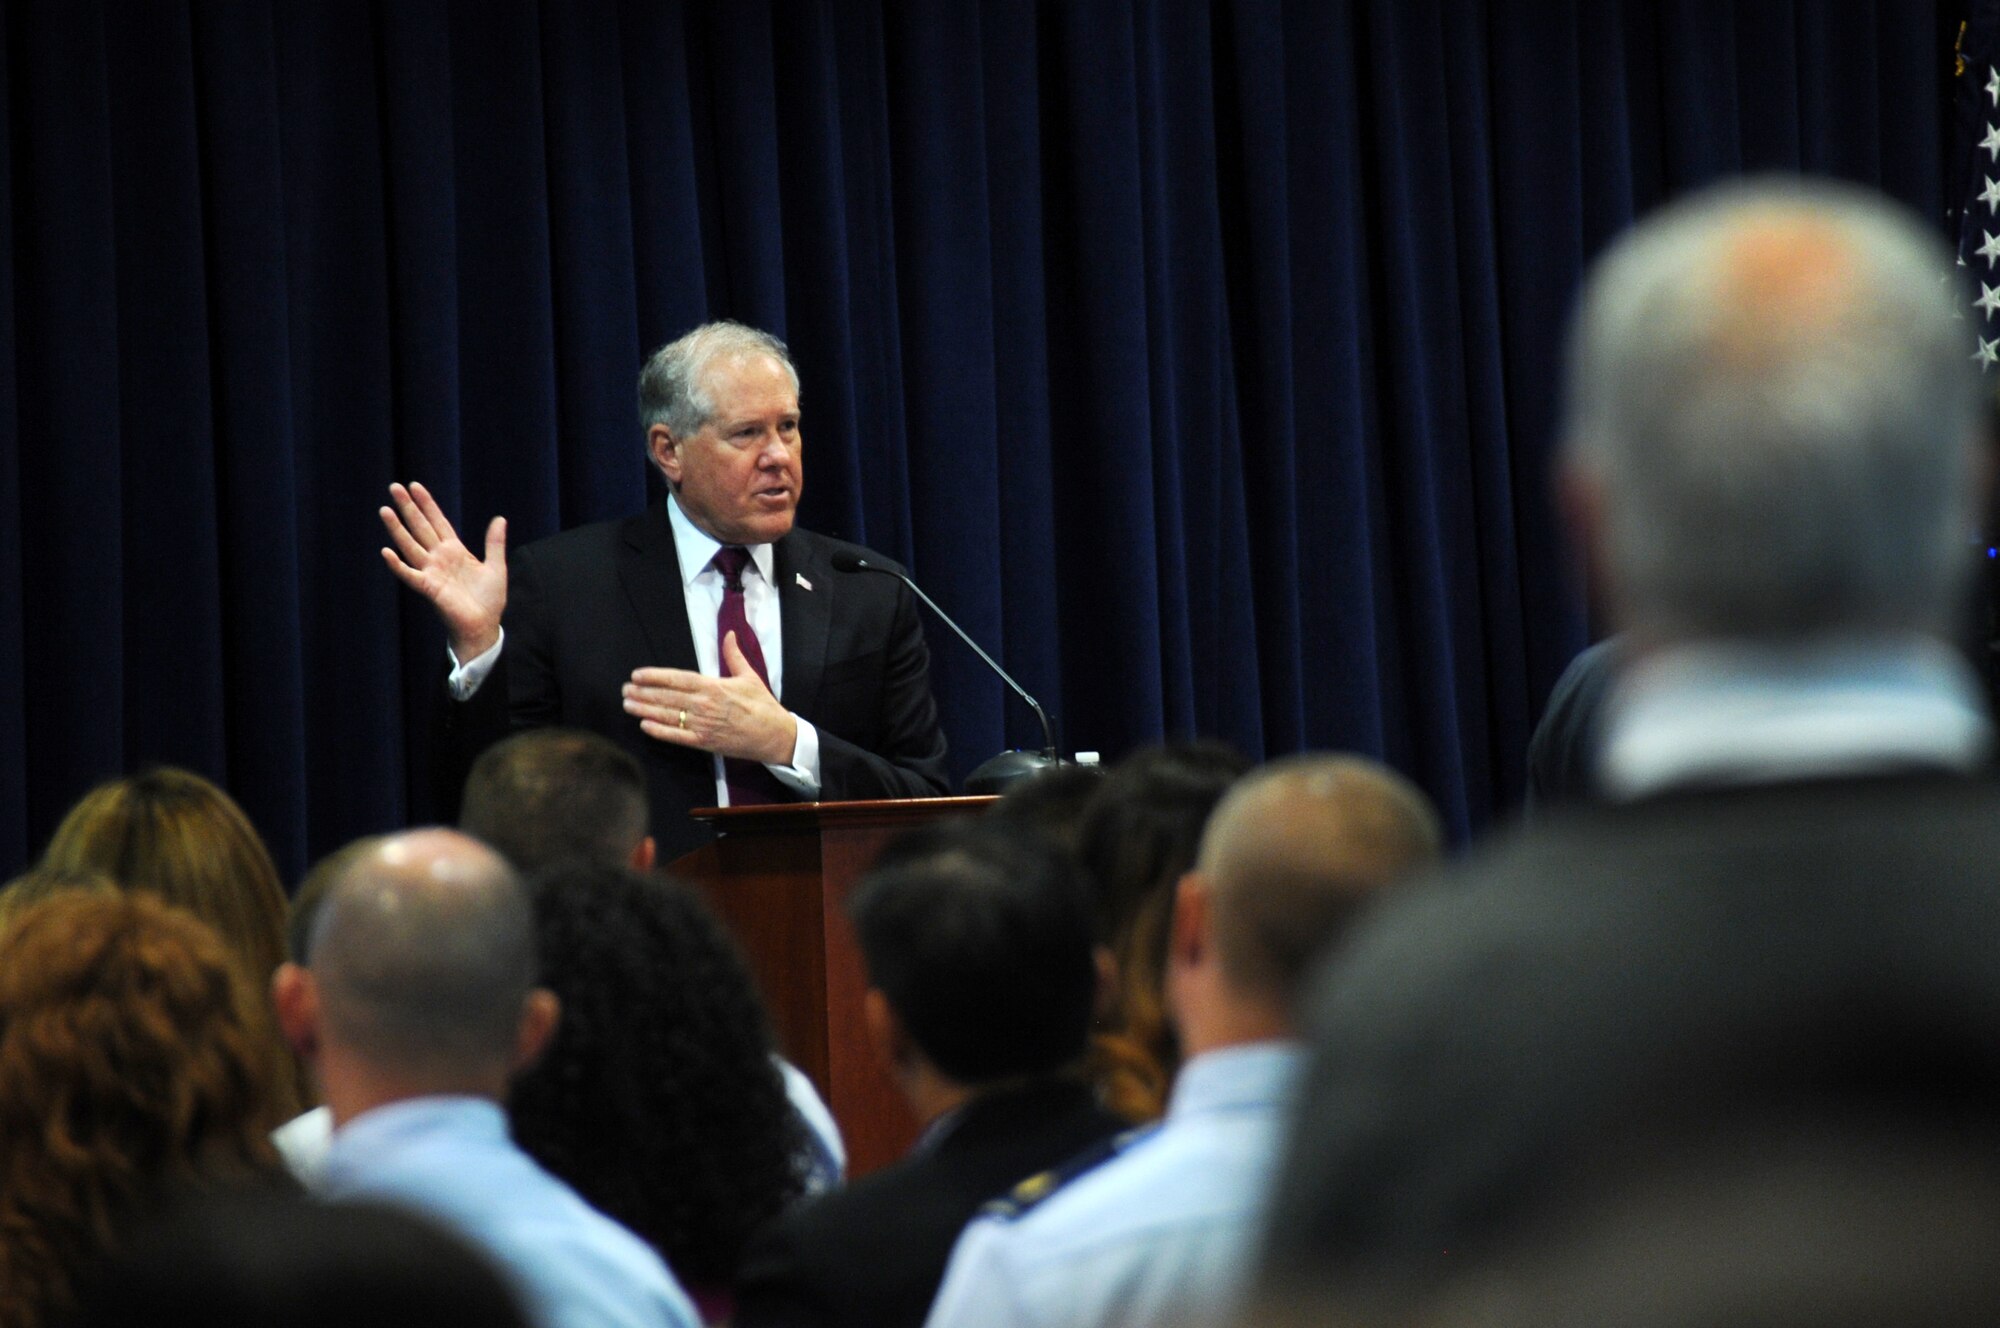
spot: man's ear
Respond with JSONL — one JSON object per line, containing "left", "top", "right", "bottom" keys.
{"left": 862, "top": 988, "right": 910, "bottom": 1072}
{"left": 271, "top": 963, "right": 320, "bottom": 1059}
{"left": 513, "top": 988, "right": 562, "bottom": 1074}
{"left": 1170, "top": 872, "right": 1210, "bottom": 972}
{"left": 1091, "top": 944, "right": 1120, "bottom": 1025}
{"left": 1556, "top": 459, "right": 1613, "bottom": 625}
{"left": 647, "top": 424, "right": 682, "bottom": 489}
{"left": 630, "top": 835, "right": 658, "bottom": 873}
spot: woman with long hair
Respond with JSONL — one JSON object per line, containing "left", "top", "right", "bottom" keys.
{"left": 0, "top": 891, "right": 288, "bottom": 1328}
{"left": 1075, "top": 742, "right": 1251, "bottom": 1123}
{"left": 38, "top": 766, "right": 309, "bottom": 1117}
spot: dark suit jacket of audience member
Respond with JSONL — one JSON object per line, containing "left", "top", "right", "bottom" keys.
{"left": 439, "top": 506, "right": 950, "bottom": 860}
{"left": 734, "top": 1078, "right": 1120, "bottom": 1328}
{"left": 1260, "top": 771, "right": 2000, "bottom": 1282}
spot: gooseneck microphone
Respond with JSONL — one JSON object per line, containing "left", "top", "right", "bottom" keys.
{"left": 829, "top": 552, "right": 1060, "bottom": 783}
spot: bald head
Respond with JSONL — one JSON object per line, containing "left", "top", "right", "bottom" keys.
{"left": 1198, "top": 756, "right": 1442, "bottom": 1005}
{"left": 308, "top": 829, "right": 536, "bottom": 1077}
{"left": 1562, "top": 179, "right": 1981, "bottom": 642}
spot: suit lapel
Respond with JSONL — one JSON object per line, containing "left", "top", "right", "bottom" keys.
{"left": 775, "top": 532, "right": 831, "bottom": 715}
{"left": 618, "top": 507, "right": 699, "bottom": 669}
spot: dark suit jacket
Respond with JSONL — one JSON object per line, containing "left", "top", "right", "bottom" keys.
{"left": 1260, "top": 772, "right": 2000, "bottom": 1282}
{"left": 448, "top": 508, "right": 950, "bottom": 860}
{"left": 733, "top": 1078, "right": 1121, "bottom": 1328}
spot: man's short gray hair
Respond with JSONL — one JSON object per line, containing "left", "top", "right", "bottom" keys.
{"left": 1562, "top": 178, "right": 1983, "bottom": 641}
{"left": 637, "top": 320, "right": 800, "bottom": 440}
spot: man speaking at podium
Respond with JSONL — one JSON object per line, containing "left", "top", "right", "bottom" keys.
{"left": 382, "top": 321, "right": 950, "bottom": 860}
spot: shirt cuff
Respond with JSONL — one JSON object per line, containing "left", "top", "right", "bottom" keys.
{"left": 766, "top": 716, "right": 822, "bottom": 798}
{"left": 446, "top": 629, "right": 505, "bottom": 701}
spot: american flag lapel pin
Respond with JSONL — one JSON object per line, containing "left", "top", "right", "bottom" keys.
{"left": 796, "top": 572, "right": 813, "bottom": 591}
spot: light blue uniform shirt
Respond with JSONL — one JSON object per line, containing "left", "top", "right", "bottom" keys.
{"left": 318, "top": 1096, "right": 699, "bottom": 1328}
{"left": 923, "top": 1041, "right": 1306, "bottom": 1328}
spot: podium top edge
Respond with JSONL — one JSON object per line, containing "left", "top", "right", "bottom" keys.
{"left": 688, "top": 795, "right": 1000, "bottom": 827}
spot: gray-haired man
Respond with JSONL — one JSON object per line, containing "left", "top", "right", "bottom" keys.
{"left": 1260, "top": 179, "right": 2000, "bottom": 1295}
{"left": 381, "top": 322, "right": 949, "bottom": 859}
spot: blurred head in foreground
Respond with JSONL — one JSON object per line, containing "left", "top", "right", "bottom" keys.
{"left": 1558, "top": 177, "right": 1983, "bottom": 648}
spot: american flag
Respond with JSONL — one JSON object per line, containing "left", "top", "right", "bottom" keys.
{"left": 1953, "top": 2, "right": 2000, "bottom": 371}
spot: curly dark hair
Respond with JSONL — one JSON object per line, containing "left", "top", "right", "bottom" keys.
{"left": 507, "top": 866, "right": 805, "bottom": 1294}
{"left": 0, "top": 891, "right": 286, "bottom": 1328}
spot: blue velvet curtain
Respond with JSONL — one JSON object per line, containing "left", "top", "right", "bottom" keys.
{"left": 0, "top": 1, "right": 1949, "bottom": 879}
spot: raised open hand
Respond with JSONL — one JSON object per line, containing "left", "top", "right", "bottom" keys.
{"left": 379, "top": 481, "right": 508, "bottom": 659}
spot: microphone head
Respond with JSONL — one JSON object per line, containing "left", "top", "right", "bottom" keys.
{"left": 830, "top": 552, "right": 870, "bottom": 574}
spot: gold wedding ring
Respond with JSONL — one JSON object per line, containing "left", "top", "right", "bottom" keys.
{"left": 678, "top": 708, "right": 688, "bottom": 728}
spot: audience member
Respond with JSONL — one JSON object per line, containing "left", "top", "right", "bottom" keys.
{"left": 1073, "top": 743, "right": 1250, "bottom": 1122}
{"left": 39, "top": 766, "right": 309, "bottom": 1117}
{"left": 984, "top": 762, "right": 1105, "bottom": 855}
{"left": 269, "top": 835, "right": 388, "bottom": 1184}
{"left": 923, "top": 755, "right": 1441, "bottom": 1328}
{"left": 76, "top": 1191, "right": 533, "bottom": 1328}
{"left": 287, "top": 834, "right": 389, "bottom": 965}
{"left": 459, "top": 726, "right": 847, "bottom": 1189}
{"left": 0, "top": 863, "right": 117, "bottom": 930}
{"left": 460, "top": 727, "right": 656, "bottom": 873}
{"left": 1258, "top": 1120, "right": 2000, "bottom": 1328}
{"left": 734, "top": 824, "right": 1121, "bottom": 1328}
{"left": 1258, "top": 179, "right": 2000, "bottom": 1292}
{"left": 272, "top": 828, "right": 698, "bottom": 1328}
{"left": 0, "top": 891, "right": 289, "bottom": 1328}
{"left": 510, "top": 864, "right": 808, "bottom": 1321}
{"left": 1520, "top": 636, "right": 1621, "bottom": 811}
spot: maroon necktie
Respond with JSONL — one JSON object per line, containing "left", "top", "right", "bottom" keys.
{"left": 711, "top": 546, "right": 789, "bottom": 806}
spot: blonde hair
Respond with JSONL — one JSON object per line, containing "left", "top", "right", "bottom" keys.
{"left": 40, "top": 768, "right": 308, "bottom": 1116}
{"left": 0, "top": 865, "right": 119, "bottom": 933}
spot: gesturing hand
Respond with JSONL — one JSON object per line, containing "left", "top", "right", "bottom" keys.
{"left": 379, "top": 481, "right": 508, "bottom": 659}
{"left": 623, "top": 631, "right": 799, "bottom": 764}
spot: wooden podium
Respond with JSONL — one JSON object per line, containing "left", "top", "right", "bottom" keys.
{"left": 669, "top": 796, "right": 996, "bottom": 1177}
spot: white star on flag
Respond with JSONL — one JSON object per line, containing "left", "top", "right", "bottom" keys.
{"left": 1979, "top": 231, "right": 2000, "bottom": 265}
{"left": 1977, "top": 338, "right": 2000, "bottom": 370}
{"left": 1978, "top": 284, "right": 2000, "bottom": 318}
{"left": 1984, "top": 123, "right": 2000, "bottom": 161}
{"left": 1982, "top": 178, "right": 2000, "bottom": 214}
{"left": 1989, "top": 67, "right": 2000, "bottom": 106}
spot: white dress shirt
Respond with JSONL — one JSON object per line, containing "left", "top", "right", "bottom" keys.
{"left": 447, "top": 494, "right": 821, "bottom": 804}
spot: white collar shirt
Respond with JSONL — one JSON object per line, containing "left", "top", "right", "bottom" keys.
{"left": 1596, "top": 635, "right": 1992, "bottom": 801}
{"left": 666, "top": 493, "right": 820, "bottom": 803}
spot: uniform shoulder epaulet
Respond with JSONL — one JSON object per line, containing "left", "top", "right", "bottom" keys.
{"left": 975, "top": 1124, "right": 1159, "bottom": 1223}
